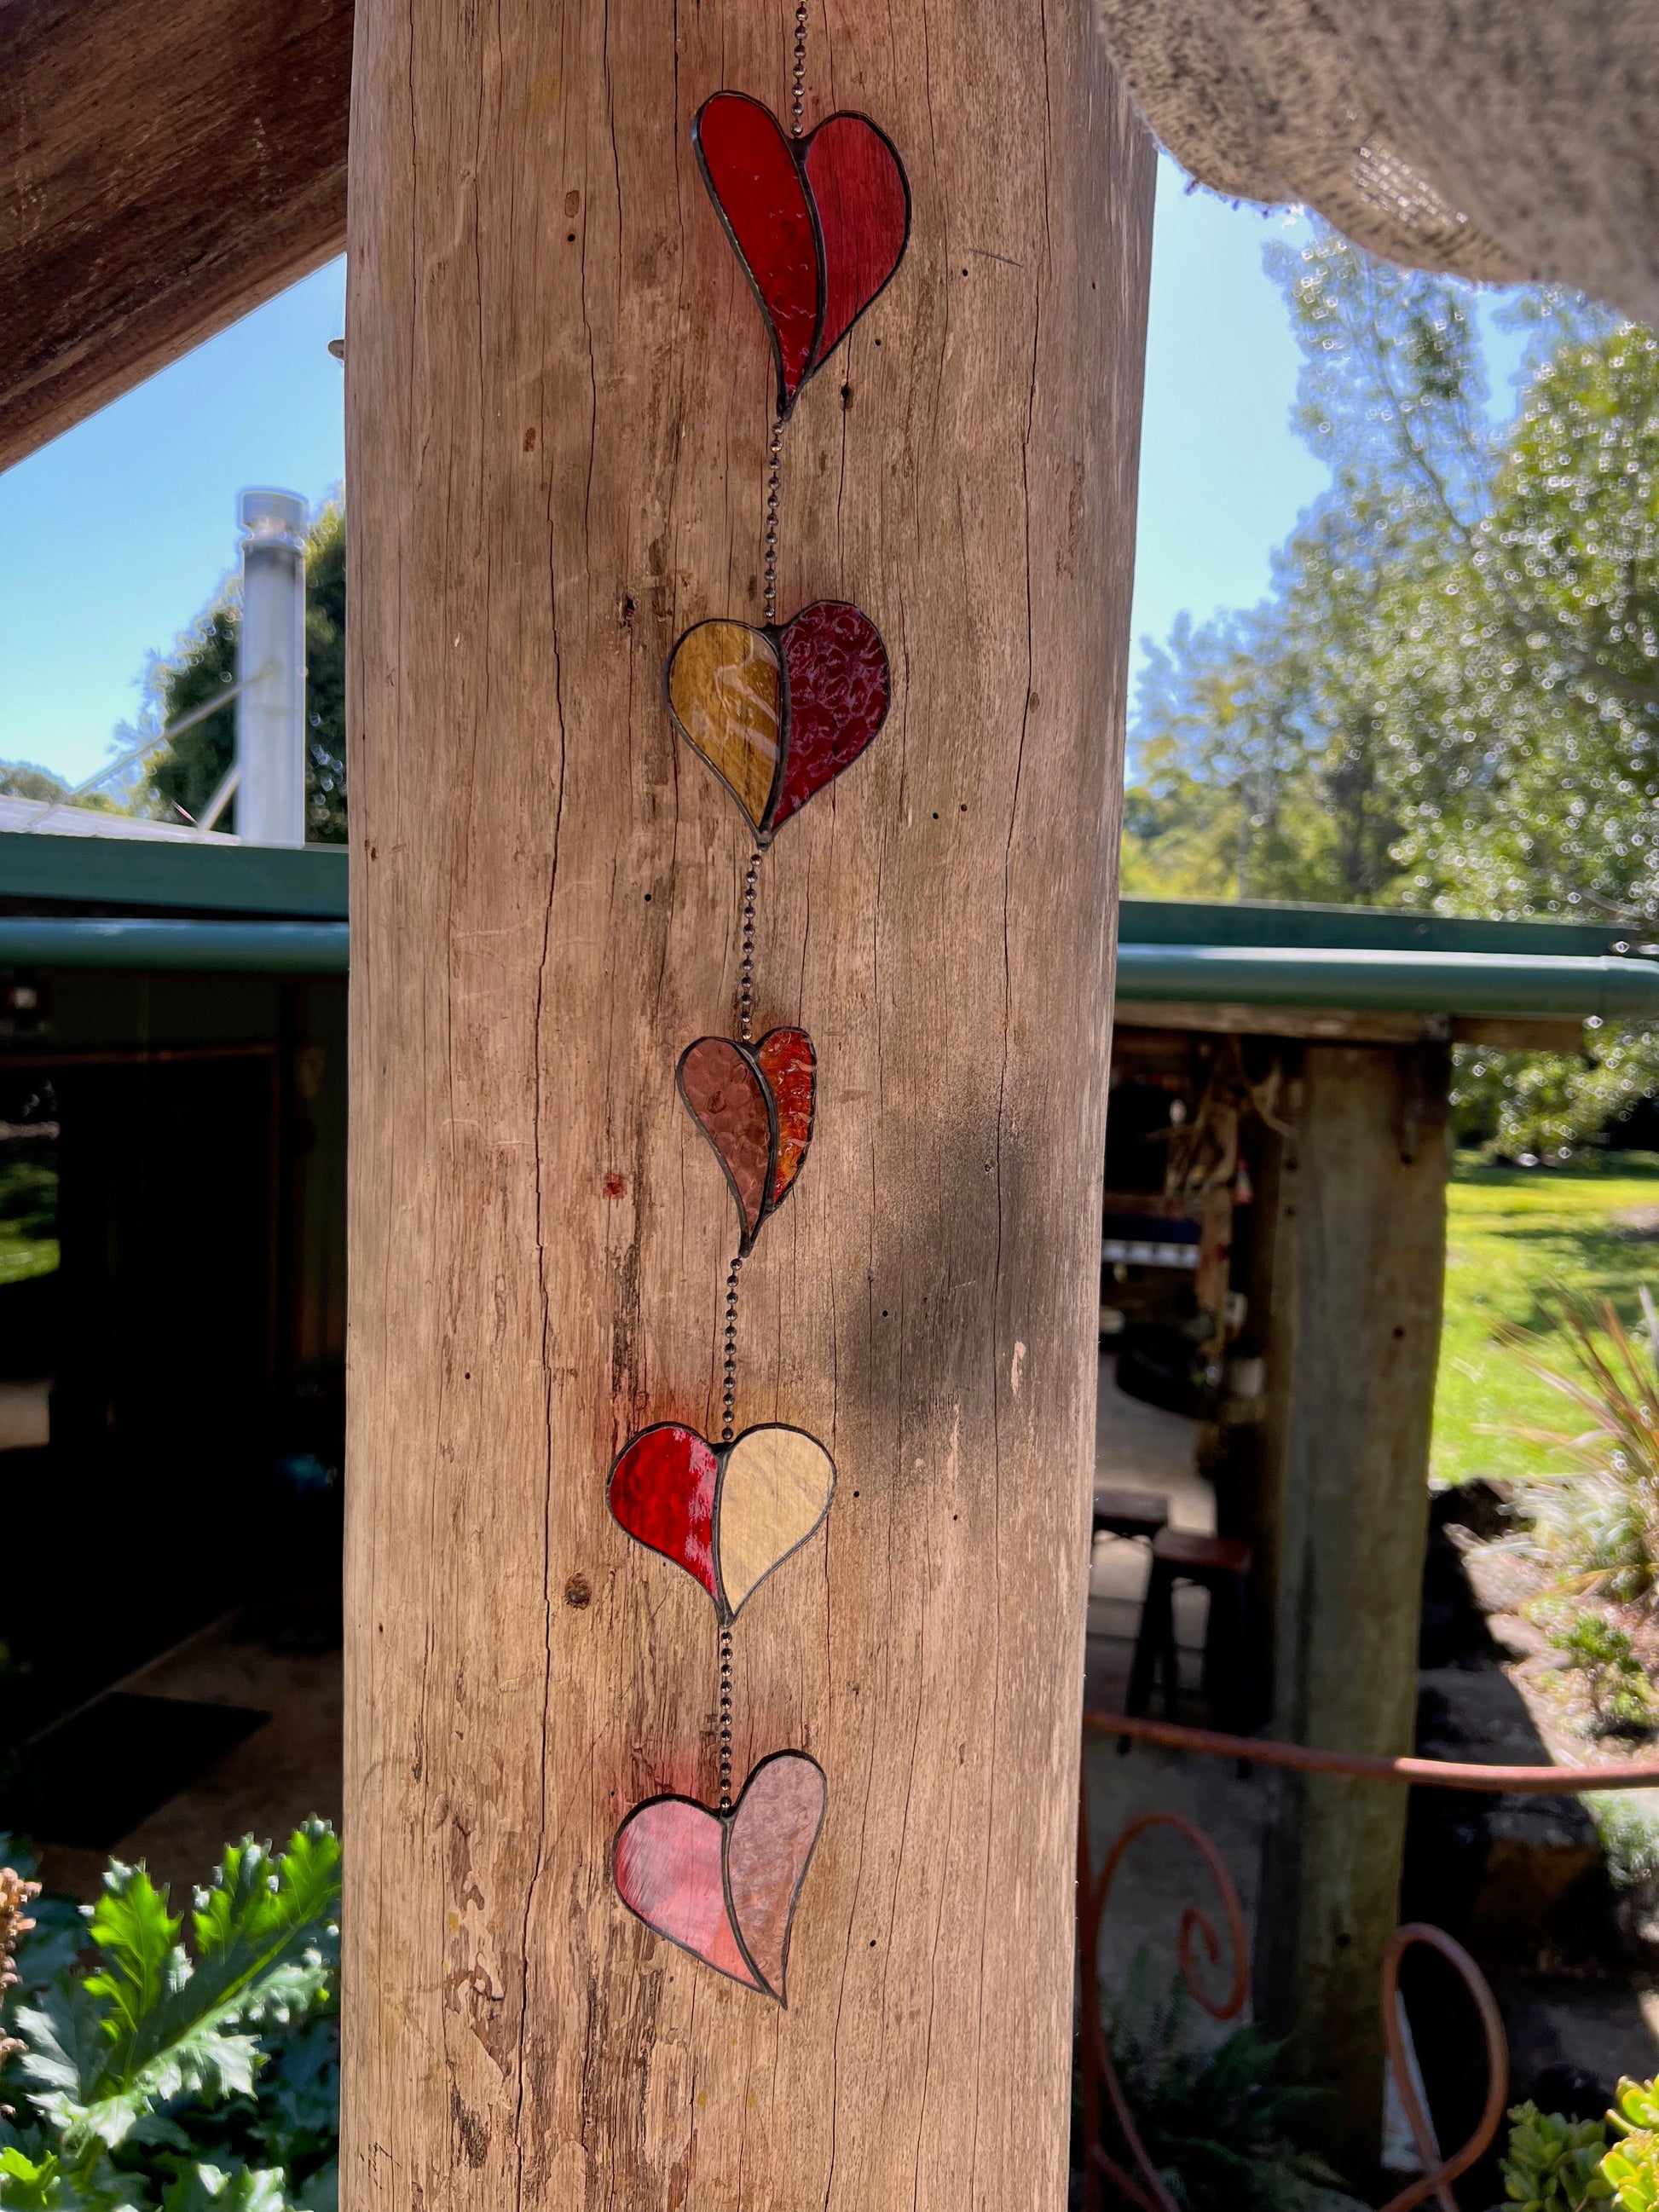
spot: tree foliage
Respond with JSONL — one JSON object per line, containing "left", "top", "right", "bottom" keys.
{"left": 1125, "top": 222, "right": 1659, "bottom": 1150}
{"left": 137, "top": 505, "right": 346, "bottom": 845}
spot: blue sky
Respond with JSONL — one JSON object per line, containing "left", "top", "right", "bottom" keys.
{"left": 1127, "top": 176, "right": 1323, "bottom": 704}
{"left": 0, "top": 157, "right": 1519, "bottom": 791}
{"left": 0, "top": 262, "right": 347, "bottom": 787}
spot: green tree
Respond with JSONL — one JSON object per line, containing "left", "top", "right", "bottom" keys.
{"left": 1125, "top": 221, "right": 1659, "bottom": 1152}
{"left": 0, "top": 765, "right": 118, "bottom": 812}
{"left": 1126, "top": 228, "right": 1497, "bottom": 907}
{"left": 137, "top": 503, "right": 346, "bottom": 844}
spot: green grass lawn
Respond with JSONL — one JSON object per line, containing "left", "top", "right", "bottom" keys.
{"left": 1436, "top": 1152, "right": 1659, "bottom": 1483}
{"left": 0, "top": 1218, "right": 57, "bottom": 1286}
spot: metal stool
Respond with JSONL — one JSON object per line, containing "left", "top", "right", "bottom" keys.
{"left": 1125, "top": 1526, "right": 1254, "bottom": 1730}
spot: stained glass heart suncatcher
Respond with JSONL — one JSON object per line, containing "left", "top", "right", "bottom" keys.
{"left": 678, "top": 1029, "right": 815, "bottom": 1255}
{"left": 667, "top": 599, "right": 889, "bottom": 845}
{"left": 613, "top": 1751, "right": 826, "bottom": 2001}
{"left": 694, "top": 91, "right": 910, "bottom": 419}
{"left": 609, "top": 1420, "right": 835, "bottom": 1624}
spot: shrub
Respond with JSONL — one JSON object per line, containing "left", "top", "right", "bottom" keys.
{"left": 1500, "top": 2101, "right": 1613, "bottom": 2209}
{"left": 1551, "top": 1616, "right": 1656, "bottom": 1735}
{"left": 0, "top": 1825, "right": 339, "bottom": 2210}
{"left": 1499, "top": 1290, "right": 1659, "bottom": 1608}
{"left": 1604, "top": 2078, "right": 1659, "bottom": 2210}
{"left": 1104, "top": 1959, "right": 1342, "bottom": 2209}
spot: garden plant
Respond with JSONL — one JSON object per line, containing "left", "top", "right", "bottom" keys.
{"left": 0, "top": 1826, "right": 339, "bottom": 2211}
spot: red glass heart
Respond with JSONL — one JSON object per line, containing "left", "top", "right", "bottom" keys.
{"left": 678, "top": 1037, "right": 774, "bottom": 1249}
{"left": 613, "top": 1752, "right": 826, "bottom": 2001}
{"left": 610, "top": 1421, "right": 835, "bottom": 1624}
{"left": 608, "top": 1424, "right": 720, "bottom": 1605}
{"left": 678, "top": 1027, "right": 815, "bottom": 1251}
{"left": 802, "top": 113, "right": 910, "bottom": 365}
{"left": 694, "top": 92, "right": 910, "bottom": 417}
{"left": 753, "top": 1027, "right": 815, "bottom": 1208}
{"left": 775, "top": 601, "right": 890, "bottom": 829}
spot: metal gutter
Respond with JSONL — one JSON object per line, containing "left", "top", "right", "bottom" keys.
{"left": 1118, "top": 894, "right": 1628, "bottom": 960}
{"left": 3, "top": 920, "right": 1656, "bottom": 1019}
{"left": 0, "top": 918, "right": 349, "bottom": 973}
{"left": 1113, "top": 942, "right": 1659, "bottom": 1020}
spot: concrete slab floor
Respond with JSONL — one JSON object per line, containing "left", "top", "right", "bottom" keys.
{"left": 37, "top": 1609, "right": 342, "bottom": 1903}
{"left": 1082, "top": 1354, "right": 1272, "bottom": 2043}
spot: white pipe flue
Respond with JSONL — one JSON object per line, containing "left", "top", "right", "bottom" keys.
{"left": 236, "top": 488, "right": 309, "bottom": 846}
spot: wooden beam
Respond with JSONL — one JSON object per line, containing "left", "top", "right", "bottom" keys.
{"left": 1115, "top": 1006, "right": 1592, "bottom": 1053}
{"left": 1450, "top": 1014, "right": 1585, "bottom": 1053}
{"left": 342, "top": 0, "right": 1153, "bottom": 2200}
{"left": 1115, "top": 1000, "right": 1451, "bottom": 1044}
{"left": 0, "top": 0, "right": 352, "bottom": 473}
{"left": 1249, "top": 1042, "right": 1450, "bottom": 2177}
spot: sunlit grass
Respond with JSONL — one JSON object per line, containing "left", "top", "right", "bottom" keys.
{"left": 0, "top": 1219, "right": 57, "bottom": 1286}
{"left": 1435, "top": 1152, "right": 1659, "bottom": 1483}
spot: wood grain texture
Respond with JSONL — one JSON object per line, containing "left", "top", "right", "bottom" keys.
{"left": 342, "top": 0, "right": 1153, "bottom": 2198}
{"left": 0, "top": 0, "right": 351, "bottom": 471}
{"left": 1251, "top": 1044, "right": 1450, "bottom": 2173}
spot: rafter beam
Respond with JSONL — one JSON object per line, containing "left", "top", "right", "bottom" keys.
{"left": 0, "top": 0, "right": 352, "bottom": 473}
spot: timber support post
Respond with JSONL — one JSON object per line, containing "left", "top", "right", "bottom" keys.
{"left": 343, "top": 2, "right": 1153, "bottom": 2204}
{"left": 1252, "top": 1041, "right": 1451, "bottom": 2176}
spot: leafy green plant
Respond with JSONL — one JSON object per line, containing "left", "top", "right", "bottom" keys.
{"left": 1105, "top": 1960, "right": 1342, "bottom": 2210}
{"left": 1584, "top": 1790, "right": 1659, "bottom": 1895}
{"left": 1603, "top": 2079, "right": 1659, "bottom": 2210}
{"left": 0, "top": 1825, "right": 340, "bottom": 2211}
{"left": 1500, "top": 2102, "right": 1613, "bottom": 2209}
{"left": 0, "top": 1158, "right": 58, "bottom": 1288}
{"left": 1551, "top": 1617, "right": 1656, "bottom": 1735}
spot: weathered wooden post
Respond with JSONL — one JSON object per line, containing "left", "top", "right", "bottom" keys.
{"left": 343, "top": 0, "right": 1152, "bottom": 2200}
{"left": 1252, "top": 1042, "right": 1451, "bottom": 2174}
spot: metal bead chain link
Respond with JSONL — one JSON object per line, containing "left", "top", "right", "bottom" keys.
{"left": 762, "top": 420, "right": 783, "bottom": 626}
{"left": 789, "top": 1, "right": 809, "bottom": 135}
{"left": 720, "top": 1250, "right": 744, "bottom": 1442}
{"left": 714, "top": 0, "right": 806, "bottom": 1827}
{"left": 719, "top": 1624, "right": 735, "bottom": 1810}
{"left": 737, "top": 849, "right": 761, "bottom": 1042}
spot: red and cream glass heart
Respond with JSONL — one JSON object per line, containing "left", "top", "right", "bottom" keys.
{"left": 678, "top": 1028, "right": 815, "bottom": 1254}
{"left": 667, "top": 599, "right": 889, "bottom": 846}
{"left": 609, "top": 1420, "right": 835, "bottom": 1625}
{"left": 613, "top": 1751, "right": 826, "bottom": 2001}
{"left": 693, "top": 91, "right": 910, "bottom": 419}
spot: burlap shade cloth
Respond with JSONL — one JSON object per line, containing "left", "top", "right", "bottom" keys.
{"left": 1095, "top": 0, "right": 1659, "bottom": 325}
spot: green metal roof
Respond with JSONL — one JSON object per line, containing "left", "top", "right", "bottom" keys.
{"left": 1117, "top": 895, "right": 1633, "bottom": 960}
{"left": 0, "top": 833, "right": 1629, "bottom": 953}
{"left": 0, "top": 829, "right": 347, "bottom": 918}
{"left": 0, "top": 834, "right": 1654, "bottom": 1018}
{"left": 1114, "top": 943, "right": 1659, "bottom": 1019}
